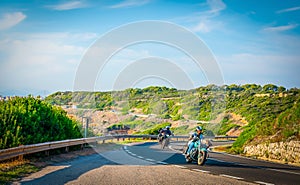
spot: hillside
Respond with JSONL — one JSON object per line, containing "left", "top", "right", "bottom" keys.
{"left": 45, "top": 84, "right": 300, "bottom": 153}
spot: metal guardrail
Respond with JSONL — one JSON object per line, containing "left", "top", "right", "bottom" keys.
{"left": 0, "top": 135, "right": 237, "bottom": 162}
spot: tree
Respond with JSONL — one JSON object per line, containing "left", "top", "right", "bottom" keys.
{"left": 263, "top": 84, "right": 278, "bottom": 93}
{"left": 278, "top": 86, "right": 286, "bottom": 93}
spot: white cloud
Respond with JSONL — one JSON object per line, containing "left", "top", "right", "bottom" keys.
{"left": 192, "top": 19, "right": 224, "bottom": 33}
{"left": 0, "top": 12, "right": 26, "bottom": 30}
{"left": 193, "top": 21, "right": 211, "bottom": 33}
{"left": 182, "top": 0, "right": 226, "bottom": 33}
{"left": 207, "top": 0, "right": 226, "bottom": 14}
{"left": 263, "top": 24, "right": 298, "bottom": 32}
{"left": 277, "top": 6, "right": 300, "bottom": 14}
{"left": 109, "top": 0, "right": 151, "bottom": 9}
{"left": 47, "top": 1, "right": 87, "bottom": 11}
{"left": 0, "top": 32, "right": 97, "bottom": 92}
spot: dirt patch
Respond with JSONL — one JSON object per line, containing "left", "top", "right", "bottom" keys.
{"left": 226, "top": 127, "right": 243, "bottom": 137}
{"left": 227, "top": 112, "right": 248, "bottom": 126}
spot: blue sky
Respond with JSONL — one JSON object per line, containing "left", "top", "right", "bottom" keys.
{"left": 0, "top": 0, "right": 299, "bottom": 96}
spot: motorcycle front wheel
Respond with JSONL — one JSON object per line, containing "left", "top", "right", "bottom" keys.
{"left": 197, "top": 151, "right": 207, "bottom": 166}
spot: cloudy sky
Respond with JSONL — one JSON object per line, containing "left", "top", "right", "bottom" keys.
{"left": 0, "top": 0, "right": 299, "bottom": 96}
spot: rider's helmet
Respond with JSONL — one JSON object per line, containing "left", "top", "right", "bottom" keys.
{"left": 166, "top": 126, "right": 170, "bottom": 130}
{"left": 196, "top": 126, "right": 202, "bottom": 131}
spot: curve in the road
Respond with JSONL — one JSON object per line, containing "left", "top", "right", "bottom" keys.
{"left": 124, "top": 141, "right": 300, "bottom": 185}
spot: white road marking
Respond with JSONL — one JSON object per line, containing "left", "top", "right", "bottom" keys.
{"left": 219, "top": 151, "right": 300, "bottom": 176}
{"left": 220, "top": 174, "right": 244, "bottom": 180}
{"left": 192, "top": 169, "right": 210, "bottom": 173}
{"left": 268, "top": 168, "right": 300, "bottom": 176}
{"left": 157, "top": 161, "right": 168, "bottom": 165}
{"left": 254, "top": 181, "right": 275, "bottom": 185}
{"left": 146, "top": 158, "right": 155, "bottom": 161}
{"left": 130, "top": 153, "right": 136, "bottom": 156}
{"left": 137, "top": 156, "right": 144, "bottom": 159}
{"left": 173, "top": 165, "right": 187, "bottom": 169}
{"left": 209, "top": 158, "right": 228, "bottom": 163}
{"left": 124, "top": 146, "right": 127, "bottom": 150}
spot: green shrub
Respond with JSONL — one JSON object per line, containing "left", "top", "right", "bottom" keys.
{"left": 0, "top": 96, "right": 82, "bottom": 149}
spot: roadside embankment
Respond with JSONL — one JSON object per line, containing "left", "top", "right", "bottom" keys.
{"left": 243, "top": 140, "right": 300, "bottom": 166}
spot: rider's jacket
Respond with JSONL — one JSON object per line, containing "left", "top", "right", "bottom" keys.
{"left": 191, "top": 132, "right": 203, "bottom": 142}
{"left": 161, "top": 129, "right": 172, "bottom": 136}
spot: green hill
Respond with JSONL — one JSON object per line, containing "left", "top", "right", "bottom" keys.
{"left": 38, "top": 84, "right": 300, "bottom": 152}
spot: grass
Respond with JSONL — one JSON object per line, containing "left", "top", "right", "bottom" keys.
{"left": 172, "top": 125, "right": 191, "bottom": 135}
{"left": 0, "top": 159, "right": 39, "bottom": 185}
{"left": 212, "top": 144, "right": 232, "bottom": 153}
{"left": 135, "top": 122, "right": 171, "bottom": 135}
{"left": 115, "top": 138, "right": 156, "bottom": 144}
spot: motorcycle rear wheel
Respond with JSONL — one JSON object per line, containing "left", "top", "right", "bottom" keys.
{"left": 161, "top": 139, "right": 166, "bottom": 149}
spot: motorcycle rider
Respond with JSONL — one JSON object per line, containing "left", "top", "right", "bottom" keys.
{"left": 185, "top": 126, "right": 204, "bottom": 157}
{"left": 160, "top": 126, "right": 173, "bottom": 140}
{"left": 163, "top": 126, "right": 173, "bottom": 136}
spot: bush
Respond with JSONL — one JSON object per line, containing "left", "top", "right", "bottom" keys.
{"left": 136, "top": 122, "right": 171, "bottom": 135}
{"left": 0, "top": 96, "right": 82, "bottom": 149}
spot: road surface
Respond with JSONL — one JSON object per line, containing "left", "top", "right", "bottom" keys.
{"left": 14, "top": 141, "right": 300, "bottom": 185}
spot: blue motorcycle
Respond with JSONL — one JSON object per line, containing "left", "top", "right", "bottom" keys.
{"left": 184, "top": 138, "right": 209, "bottom": 165}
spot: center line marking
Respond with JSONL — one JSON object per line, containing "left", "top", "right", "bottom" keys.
{"left": 146, "top": 158, "right": 155, "bottom": 161}
{"left": 157, "top": 161, "right": 168, "bottom": 165}
{"left": 220, "top": 174, "right": 244, "bottom": 180}
{"left": 254, "top": 181, "right": 274, "bottom": 185}
{"left": 192, "top": 169, "right": 210, "bottom": 173}
{"left": 173, "top": 165, "right": 187, "bottom": 169}
{"left": 268, "top": 168, "right": 300, "bottom": 175}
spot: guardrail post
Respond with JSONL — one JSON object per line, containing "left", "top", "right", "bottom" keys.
{"left": 18, "top": 154, "right": 23, "bottom": 161}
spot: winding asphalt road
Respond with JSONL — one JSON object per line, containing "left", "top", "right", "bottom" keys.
{"left": 125, "top": 141, "right": 300, "bottom": 185}
{"left": 14, "top": 140, "right": 300, "bottom": 185}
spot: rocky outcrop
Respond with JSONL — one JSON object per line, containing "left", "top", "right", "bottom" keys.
{"left": 243, "top": 141, "right": 300, "bottom": 164}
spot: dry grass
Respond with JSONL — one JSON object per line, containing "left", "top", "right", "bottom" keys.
{"left": 0, "top": 158, "right": 38, "bottom": 185}
{"left": 211, "top": 145, "right": 232, "bottom": 153}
